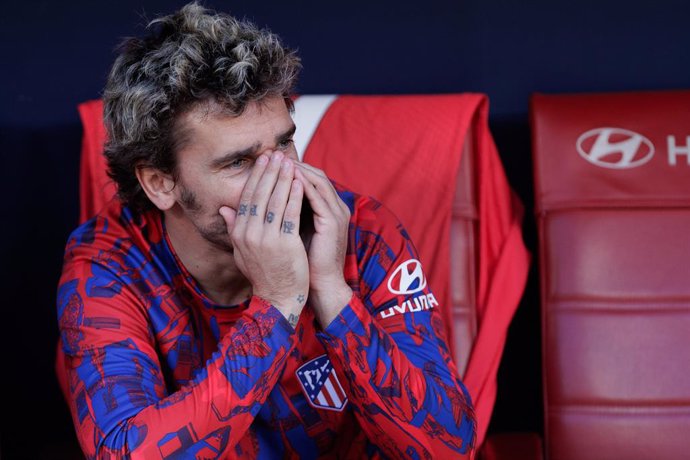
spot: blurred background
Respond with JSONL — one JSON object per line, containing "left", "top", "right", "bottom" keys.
{"left": 1, "top": 1, "right": 688, "bottom": 457}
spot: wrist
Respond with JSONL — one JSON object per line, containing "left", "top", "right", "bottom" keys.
{"left": 309, "top": 280, "right": 352, "bottom": 328}
{"left": 253, "top": 292, "right": 306, "bottom": 328}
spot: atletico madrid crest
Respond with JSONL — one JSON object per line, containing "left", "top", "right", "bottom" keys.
{"left": 296, "top": 355, "right": 348, "bottom": 412}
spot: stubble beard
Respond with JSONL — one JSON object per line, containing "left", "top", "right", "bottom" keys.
{"left": 179, "top": 184, "right": 234, "bottom": 253}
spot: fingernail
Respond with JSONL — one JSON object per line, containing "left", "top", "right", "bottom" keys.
{"left": 257, "top": 155, "right": 268, "bottom": 165}
{"left": 272, "top": 151, "right": 284, "bottom": 162}
{"left": 282, "top": 158, "right": 292, "bottom": 170}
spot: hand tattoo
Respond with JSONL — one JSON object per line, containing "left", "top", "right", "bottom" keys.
{"left": 288, "top": 313, "right": 299, "bottom": 328}
{"left": 250, "top": 204, "right": 258, "bottom": 216}
{"left": 266, "top": 211, "right": 275, "bottom": 223}
{"left": 238, "top": 204, "right": 248, "bottom": 216}
{"left": 297, "top": 294, "right": 305, "bottom": 304}
{"left": 282, "top": 220, "right": 295, "bottom": 234}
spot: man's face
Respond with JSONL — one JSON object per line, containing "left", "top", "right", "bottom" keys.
{"left": 170, "top": 96, "right": 298, "bottom": 251}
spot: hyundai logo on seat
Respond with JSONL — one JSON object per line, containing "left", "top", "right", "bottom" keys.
{"left": 576, "top": 127, "right": 654, "bottom": 169}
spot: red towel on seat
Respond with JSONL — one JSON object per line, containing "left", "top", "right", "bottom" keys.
{"left": 77, "top": 100, "right": 114, "bottom": 224}
{"left": 468, "top": 101, "right": 530, "bottom": 444}
{"left": 75, "top": 94, "right": 529, "bottom": 446}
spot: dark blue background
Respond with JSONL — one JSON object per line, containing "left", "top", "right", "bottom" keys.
{"left": 1, "top": 1, "right": 687, "bottom": 457}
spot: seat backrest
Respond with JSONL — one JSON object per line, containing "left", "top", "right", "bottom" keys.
{"left": 72, "top": 94, "right": 529, "bottom": 446}
{"left": 531, "top": 91, "right": 690, "bottom": 459}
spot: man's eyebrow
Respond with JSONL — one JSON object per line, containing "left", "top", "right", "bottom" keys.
{"left": 208, "top": 124, "right": 297, "bottom": 169}
{"left": 209, "top": 144, "right": 260, "bottom": 169}
{"left": 277, "top": 124, "right": 297, "bottom": 144}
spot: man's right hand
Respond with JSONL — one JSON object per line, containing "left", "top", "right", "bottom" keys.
{"left": 219, "top": 151, "right": 308, "bottom": 327}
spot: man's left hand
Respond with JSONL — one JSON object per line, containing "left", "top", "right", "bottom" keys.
{"left": 294, "top": 162, "right": 352, "bottom": 327}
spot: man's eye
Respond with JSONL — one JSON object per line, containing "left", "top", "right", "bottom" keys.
{"left": 278, "top": 138, "right": 294, "bottom": 150}
{"left": 226, "top": 157, "right": 249, "bottom": 169}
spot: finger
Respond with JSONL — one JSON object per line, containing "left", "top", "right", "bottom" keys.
{"left": 235, "top": 154, "right": 269, "bottom": 234}
{"left": 281, "top": 179, "right": 303, "bottom": 237}
{"left": 246, "top": 151, "right": 285, "bottom": 231}
{"left": 265, "top": 158, "right": 295, "bottom": 232}
{"left": 294, "top": 160, "right": 327, "bottom": 178}
{"left": 218, "top": 205, "right": 237, "bottom": 232}
{"left": 294, "top": 167, "right": 332, "bottom": 217}
{"left": 294, "top": 162, "right": 341, "bottom": 208}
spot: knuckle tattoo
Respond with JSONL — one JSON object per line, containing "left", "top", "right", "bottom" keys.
{"left": 282, "top": 220, "right": 295, "bottom": 234}
{"left": 238, "top": 204, "right": 248, "bottom": 216}
{"left": 266, "top": 211, "right": 275, "bottom": 223}
{"left": 250, "top": 204, "right": 258, "bottom": 216}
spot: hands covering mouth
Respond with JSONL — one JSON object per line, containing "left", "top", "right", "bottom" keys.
{"left": 219, "top": 151, "right": 352, "bottom": 329}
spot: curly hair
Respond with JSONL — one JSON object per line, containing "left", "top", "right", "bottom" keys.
{"left": 103, "top": 2, "right": 301, "bottom": 211}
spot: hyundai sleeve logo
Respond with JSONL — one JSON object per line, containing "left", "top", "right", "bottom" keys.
{"left": 576, "top": 127, "right": 654, "bottom": 169}
{"left": 387, "top": 259, "right": 427, "bottom": 295}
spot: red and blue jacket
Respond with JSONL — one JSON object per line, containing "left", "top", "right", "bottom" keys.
{"left": 57, "top": 187, "right": 476, "bottom": 459}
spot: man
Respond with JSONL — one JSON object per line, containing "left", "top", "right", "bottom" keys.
{"left": 57, "top": 3, "right": 476, "bottom": 458}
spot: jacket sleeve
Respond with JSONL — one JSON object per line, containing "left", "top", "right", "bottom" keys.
{"left": 57, "top": 257, "right": 297, "bottom": 459}
{"left": 316, "top": 198, "right": 476, "bottom": 459}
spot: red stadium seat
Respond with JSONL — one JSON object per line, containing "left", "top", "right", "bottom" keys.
{"left": 64, "top": 94, "right": 531, "bottom": 451}
{"left": 531, "top": 91, "right": 690, "bottom": 459}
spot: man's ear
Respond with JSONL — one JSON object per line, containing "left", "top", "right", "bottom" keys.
{"left": 135, "top": 166, "right": 177, "bottom": 211}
